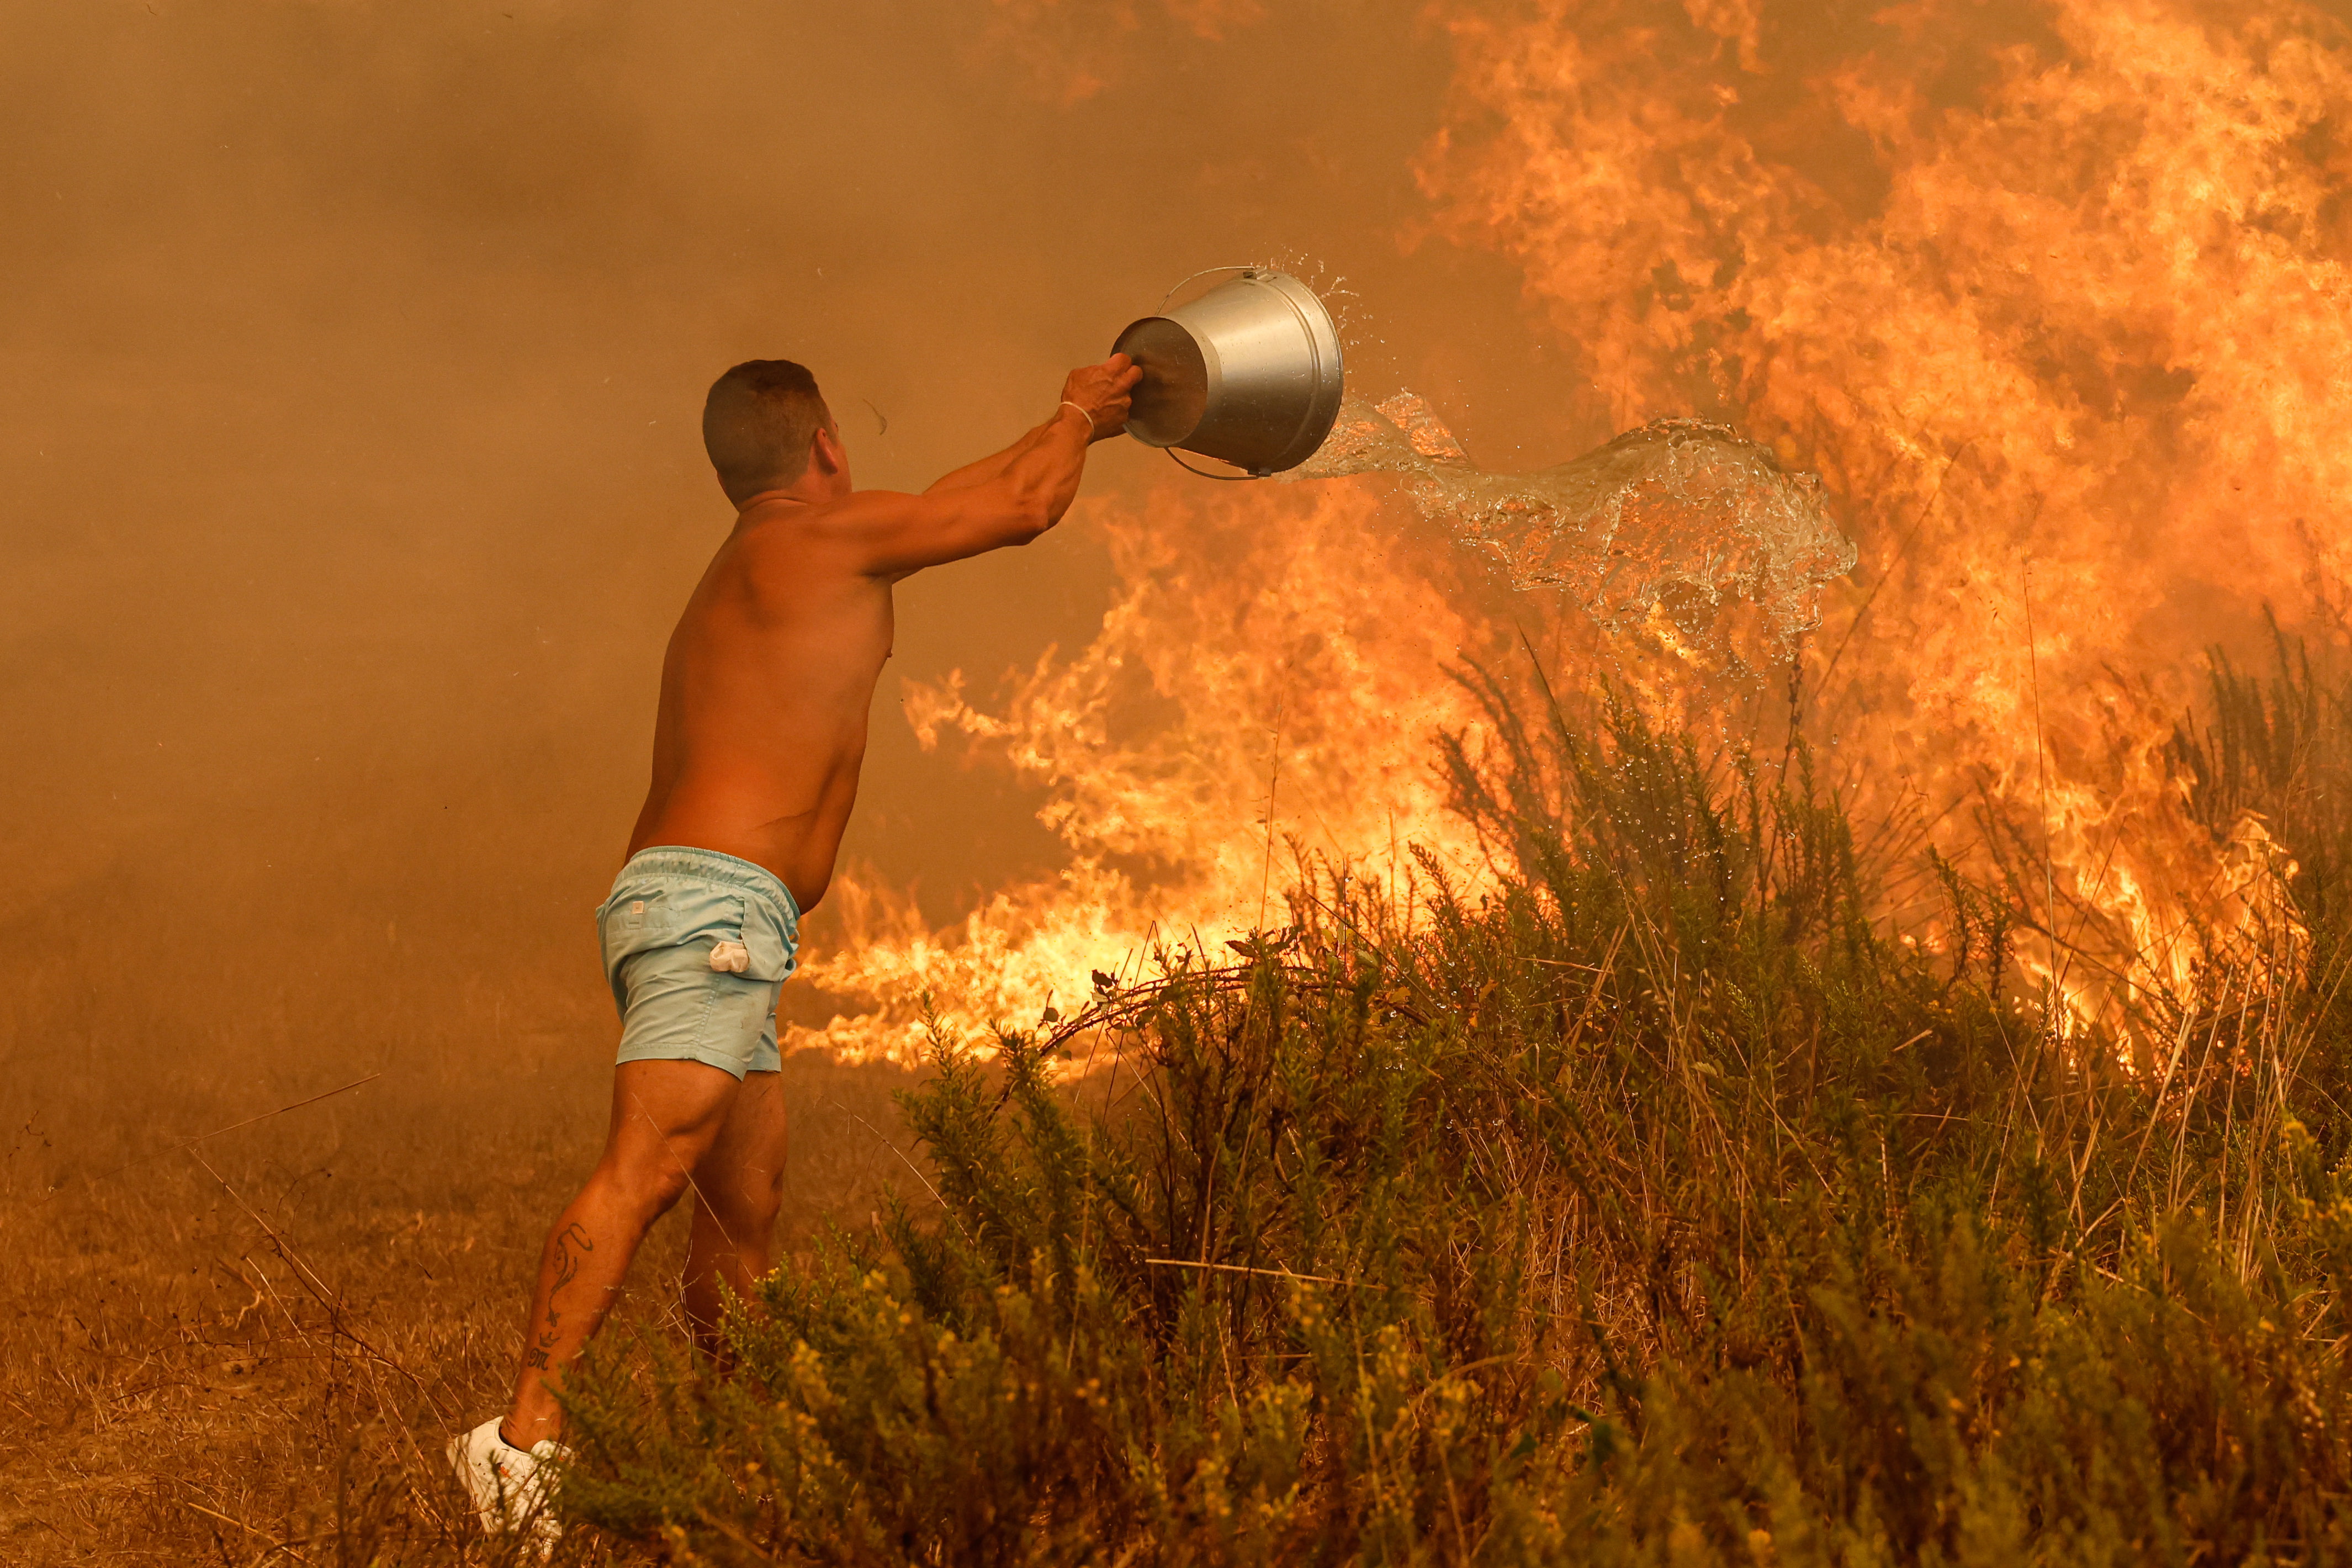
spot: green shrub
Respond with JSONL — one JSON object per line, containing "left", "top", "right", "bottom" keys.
{"left": 561, "top": 659, "right": 2352, "bottom": 1565}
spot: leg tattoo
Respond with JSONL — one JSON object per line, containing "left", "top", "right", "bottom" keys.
{"left": 550, "top": 1221, "right": 594, "bottom": 1295}
{"left": 525, "top": 1222, "right": 596, "bottom": 1375}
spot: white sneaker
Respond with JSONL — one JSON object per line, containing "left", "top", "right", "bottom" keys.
{"left": 447, "top": 1417, "right": 568, "bottom": 1553}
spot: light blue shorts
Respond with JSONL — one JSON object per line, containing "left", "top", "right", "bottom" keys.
{"left": 597, "top": 846, "right": 802, "bottom": 1079}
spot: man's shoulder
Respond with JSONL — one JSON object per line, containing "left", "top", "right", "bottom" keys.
{"left": 737, "top": 488, "right": 920, "bottom": 545}
{"left": 720, "top": 493, "right": 913, "bottom": 593}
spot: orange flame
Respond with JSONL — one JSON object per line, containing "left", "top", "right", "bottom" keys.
{"left": 1418, "top": 0, "right": 2349, "bottom": 1031}
{"left": 803, "top": 0, "right": 2351, "bottom": 1058}
{"left": 795, "top": 481, "right": 1497, "bottom": 1060}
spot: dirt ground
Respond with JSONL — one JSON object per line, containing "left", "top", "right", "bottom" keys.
{"left": 0, "top": 1047, "right": 923, "bottom": 1565}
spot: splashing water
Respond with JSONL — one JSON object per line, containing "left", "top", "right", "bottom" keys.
{"left": 1286, "top": 393, "right": 1857, "bottom": 672}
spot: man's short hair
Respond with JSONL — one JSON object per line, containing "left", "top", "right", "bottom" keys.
{"left": 702, "top": 359, "right": 836, "bottom": 505}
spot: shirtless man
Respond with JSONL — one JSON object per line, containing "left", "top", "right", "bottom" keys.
{"left": 449, "top": 351, "right": 1141, "bottom": 1541}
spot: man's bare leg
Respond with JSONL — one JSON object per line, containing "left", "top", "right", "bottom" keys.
{"left": 681, "top": 1069, "right": 788, "bottom": 1360}
{"left": 501, "top": 1058, "right": 745, "bottom": 1450}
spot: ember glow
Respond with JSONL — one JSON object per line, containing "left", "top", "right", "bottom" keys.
{"left": 797, "top": 0, "right": 2352, "bottom": 1060}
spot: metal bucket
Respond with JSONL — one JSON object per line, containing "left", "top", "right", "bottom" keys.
{"left": 1111, "top": 269, "right": 1344, "bottom": 476}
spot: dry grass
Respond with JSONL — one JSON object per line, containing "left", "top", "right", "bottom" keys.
{"left": 0, "top": 1045, "right": 924, "bottom": 1565}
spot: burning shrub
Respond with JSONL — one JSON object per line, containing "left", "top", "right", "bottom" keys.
{"left": 557, "top": 662, "right": 2352, "bottom": 1565}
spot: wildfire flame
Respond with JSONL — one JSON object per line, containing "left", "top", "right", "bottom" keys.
{"left": 796, "top": 481, "right": 1500, "bottom": 1059}
{"left": 803, "top": 0, "right": 2352, "bottom": 1060}
{"left": 1417, "top": 0, "right": 2352, "bottom": 1026}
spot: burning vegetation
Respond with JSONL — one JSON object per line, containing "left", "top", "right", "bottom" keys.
{"left": 550, "top": 2, "right": 2352, "bottom": 1555}
{"left": 561, "top": 659, "right": 2352, "bottom": 1560}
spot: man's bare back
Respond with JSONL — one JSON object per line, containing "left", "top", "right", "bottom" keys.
{"left": 628, "top": 355, "right": 1143, "bottom": 910}
{"left": 625, "top": 517, "right": 895, "bottom": 909}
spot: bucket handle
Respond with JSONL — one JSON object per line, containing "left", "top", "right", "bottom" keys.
{"left": 1168, "top": 449, "right": 1262, "bottom": 482}
{"left": 1155, "top": 263, "right": 1261, "bottom": 314}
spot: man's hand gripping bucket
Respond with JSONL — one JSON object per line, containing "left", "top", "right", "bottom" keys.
{"left": 1111, "top": 268, "right": 1345, "bottom": 478}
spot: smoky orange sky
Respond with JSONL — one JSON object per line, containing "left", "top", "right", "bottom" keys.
{"left": 10, "top": 0, "right": 2352, "bottom": 1119}
{"left": 2, "top": 1, "right": 1576, "bottom": 1118}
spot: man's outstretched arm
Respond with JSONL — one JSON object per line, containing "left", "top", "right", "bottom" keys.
{"left": 810, "top": 355, "right": 1140, "bottom": 578}
{"left": 923, "top": 353, "right": 1136, "bottom": 495}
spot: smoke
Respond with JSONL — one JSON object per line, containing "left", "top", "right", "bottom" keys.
{"left": 16, "top": 0, "right": 2345, "bottom": 1101}
{"left": 0, "top": 2, "right": 1565, "bottom": 1121}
